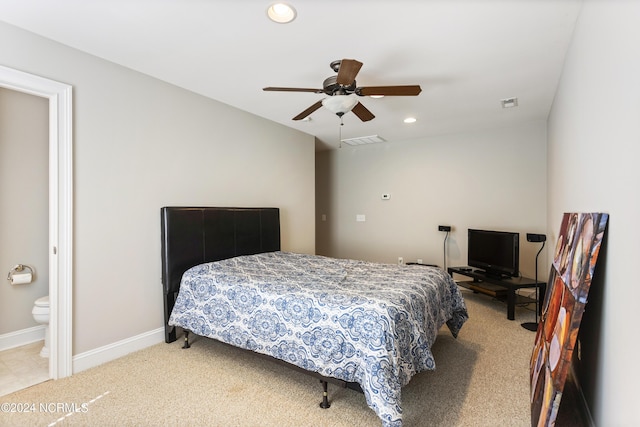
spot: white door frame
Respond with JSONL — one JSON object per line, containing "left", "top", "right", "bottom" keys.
{"left": 0, "top": 65, "right": 73, "bottom": 379}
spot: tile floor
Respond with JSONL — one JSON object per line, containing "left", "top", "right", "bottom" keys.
{"left": 0, "top": 341, "right": 49, "bottom": 397}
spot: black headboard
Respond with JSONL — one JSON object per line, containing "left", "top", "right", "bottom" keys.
{"left": 160, "top": 207, "right": 281, "bottom": 343}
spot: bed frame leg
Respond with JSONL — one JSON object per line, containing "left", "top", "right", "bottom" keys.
{"left": 182, "top": 330, "right": 191, "bottom": 349}
{"left": 319, "top": 380, "right": 330, "bottom": 409}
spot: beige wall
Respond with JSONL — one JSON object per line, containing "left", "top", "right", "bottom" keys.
{"left": 0, "top": 88, "right": 49, "bottom": 335}
{"left": 0, "top": 22, "right": 316, "bottom": 355}
{"left": 547, "top": 1, "right": 640, "bottom": 424}
{"left": 316, "top": 121, "right": 547, "bottom": 279}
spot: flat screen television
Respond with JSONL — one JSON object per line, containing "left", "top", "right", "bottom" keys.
{"left": 467, "top": 229, "right": 519, "bottom": 278}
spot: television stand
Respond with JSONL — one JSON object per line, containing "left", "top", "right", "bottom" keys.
{"left": 480, "top": 272, "right": 510, "bottom": 280}
{"left": 448, "top": 266, "right": 546, "bottom": 320}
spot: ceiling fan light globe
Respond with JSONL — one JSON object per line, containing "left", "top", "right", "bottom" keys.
{"left": 322, "top": 95, "right": 358, "bottom": 115}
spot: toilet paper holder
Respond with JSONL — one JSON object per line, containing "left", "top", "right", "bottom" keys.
{"left": 7, "top": 264, "right": 34, "bottom": 283}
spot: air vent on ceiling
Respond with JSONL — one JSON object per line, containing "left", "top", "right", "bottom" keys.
{"left": 341, "top": 135, "right": 387, "bottom": 146}
{"left": 501, "top": 97, "right": 519, "bottom": 108}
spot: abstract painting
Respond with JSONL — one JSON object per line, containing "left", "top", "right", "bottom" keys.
{"left": 530, "top": 212, "right": 608, "bottom": 426}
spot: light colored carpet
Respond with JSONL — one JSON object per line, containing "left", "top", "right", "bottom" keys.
{"left": 0, "top": 288, "right": 536, "bottom": 426}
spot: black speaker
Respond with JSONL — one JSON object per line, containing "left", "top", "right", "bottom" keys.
{"left": 526, "top": 233, "right": 546, "bottom": 242}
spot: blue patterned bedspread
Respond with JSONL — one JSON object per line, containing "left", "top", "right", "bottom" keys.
{"left": 169, "top": 251, "right": 468, "bottom": 426}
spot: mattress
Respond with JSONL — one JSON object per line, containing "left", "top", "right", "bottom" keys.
{"left": 169, "top": 251, "right": 468, "bottom": 426}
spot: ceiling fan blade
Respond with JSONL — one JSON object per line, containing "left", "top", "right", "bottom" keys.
{"left": 356, "top": 85, "right": 422, "bottom": 96}
{"left": 351, "top": 102, "right": 375, "bottom": 122}
{"left": 336, "top": 59, "right": 363, "bottom": 86}
{"left": 292, "top": 100, "right": 323, "bottom": 121}
{"left": 263, "top": 87, "right": 324, "bottom": 93}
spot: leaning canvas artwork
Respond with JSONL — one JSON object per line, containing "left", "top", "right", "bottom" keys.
{"left": 530, "top": 212, "right": 608, "bottom": 426}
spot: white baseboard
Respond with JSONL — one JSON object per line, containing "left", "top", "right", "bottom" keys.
{"left": 72, "top": 327, "right": 165, "bottom": 374}
{"left": 0, "top": 326, "right": 45, "bottom": 352}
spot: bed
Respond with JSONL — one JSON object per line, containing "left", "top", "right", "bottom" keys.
{"left": 161, "top": 207, "right": 468, "bottom": 427}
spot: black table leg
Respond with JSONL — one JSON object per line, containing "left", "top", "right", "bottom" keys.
{"left": 507, "top": 290, "right": 516, "bottom": 320}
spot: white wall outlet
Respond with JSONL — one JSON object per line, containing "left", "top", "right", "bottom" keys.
{"left": 356, "top": 214, "right": 366, "bottom": 222}
{"left": 398, "top": 257, "right": 404, "bottom": 265}
{"left": 321, "top": 214, "right": 327, "bottom": 221}
{"left": 417, "top": 259, "right": 423, "bottom": 264}
{"left": 381, "top": 193, "right": 391, "bottom": 200}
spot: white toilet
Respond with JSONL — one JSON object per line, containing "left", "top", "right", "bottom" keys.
{"left": 31, "top": 296, "right": 50, "bottom": 358}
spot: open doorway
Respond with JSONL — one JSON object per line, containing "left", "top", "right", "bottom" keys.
{"left": 0, "top": 87, "right": 49, "bottom": 395}
{"left": 0, "top": 65, "right": 73, "bottom": 381}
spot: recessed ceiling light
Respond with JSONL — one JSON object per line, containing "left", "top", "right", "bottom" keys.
{"left": 404, "top": 117, "right": 417, "bottom": 124}
{"left": 267, "top": 3, "right": 297, "bottom": 24}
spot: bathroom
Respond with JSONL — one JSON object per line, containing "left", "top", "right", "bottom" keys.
{"left": 0, "top": 87, "right": 50, "bottom": 396}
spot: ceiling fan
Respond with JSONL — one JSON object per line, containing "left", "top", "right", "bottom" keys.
{"left": 263, "top": 59, "right": 422, "bottom": 122}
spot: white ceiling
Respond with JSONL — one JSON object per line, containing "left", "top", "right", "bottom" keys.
{"left": 0, "top": 0, "right": 582, "bottom": 150}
